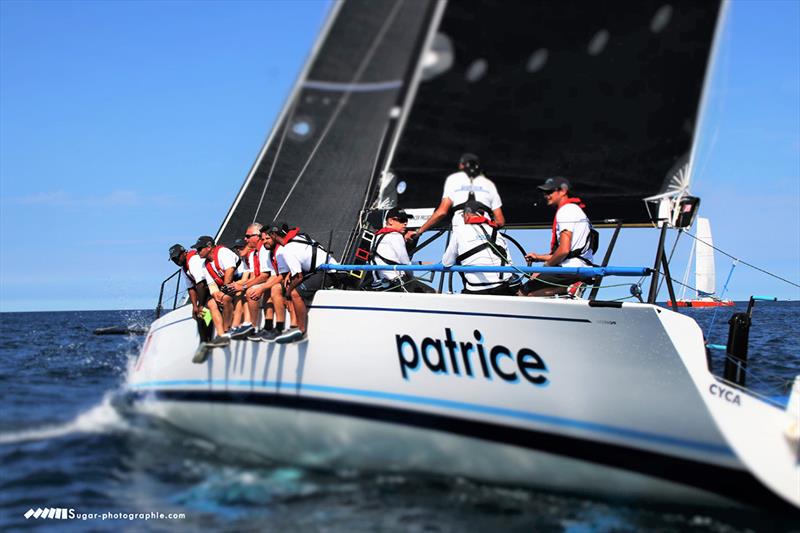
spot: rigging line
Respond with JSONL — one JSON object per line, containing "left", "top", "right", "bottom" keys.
{"left": 252, "top": 93, "right": 303, "bottom": 222}
{"left": 273, "top": 0, "right": 406, "bottom": 221}
{"left": 658, "top": 229, "right": 683, "bottom": 296}
{"left": 683, "top": 230, "right": 800, "bottom": 288}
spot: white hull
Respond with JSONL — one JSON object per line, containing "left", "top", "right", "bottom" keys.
{"left": 126, "top": 291, "right": 799, "bottom": 509}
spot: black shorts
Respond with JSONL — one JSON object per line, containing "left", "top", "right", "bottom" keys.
{"left": 462, "top": 283, "right": 515, "bottom": 296}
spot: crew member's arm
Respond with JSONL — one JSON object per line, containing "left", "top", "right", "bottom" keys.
{"left": 406, "top": 197, "right": 453, "bottom": 241}
{"left": 187, "top": 286, "right": 201, "bottom": 317}
{"left": 492, "top": 207, "right": 505, "bottom": 228}
{"left": 441, "top": 234, "right": 459, "bottom": 267}
{"left": 525, "top": 230, "right": 572, "bottom": 266}
{"left": 285, "top": 272, "right": 304, "bottom": 293}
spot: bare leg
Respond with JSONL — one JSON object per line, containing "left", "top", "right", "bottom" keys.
{"left": 271, "top": 284, "right": 286, "bottom": 325}
{"left": 290, "top": 289, "right": 307, "bottom": 333}
{"left": 206, "top": 298, "right": 226, "bottom": 336}
{"left": 221, "top": 294, "right": 233, "bottom": 331}
{"left": 287, "top": 300, "right": 297, "bottom": 327}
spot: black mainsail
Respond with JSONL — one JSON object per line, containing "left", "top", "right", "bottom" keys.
{"left": 218, "top": 0, "right": 722, "bottom": 256}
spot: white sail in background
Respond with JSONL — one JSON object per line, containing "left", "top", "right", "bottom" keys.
{"left": 695, "top": 217, "right": 716, "bottom": 297}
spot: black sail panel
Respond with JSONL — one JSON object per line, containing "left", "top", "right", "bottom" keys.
{"left": 390, "top": 0, "right": 722, "bottom": 227}
{"left": 218, "top": 0, "right": 435, "bottom": 255}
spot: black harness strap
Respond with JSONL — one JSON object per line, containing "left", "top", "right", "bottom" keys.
{"left": 455, "top": 223, "right": 510, "bottom": 288}
{"left": 287, "top": 233, "right": 331, "bottom": 274}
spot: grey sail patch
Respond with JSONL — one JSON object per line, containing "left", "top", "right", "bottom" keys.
{"left": 303, "top": 80, "right": 404, "bottom": 92}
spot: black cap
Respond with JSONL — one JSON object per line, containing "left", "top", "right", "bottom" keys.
{"left": 537, "top": 176, "right": 571, "bottom": 192}
{"left": 459, "top": 153, "right": 479, "bottom": 166}
{"left": 232, "top": 238, "right": 247, "bottom": 250}
{"left": 463, "top": 200, "right": 486, "bottom": 215}
{"left": 267, "top": 221, "right": 289, "bottom": 236}
{"left": 191, "top": 235, "right": 215, "bottom": 250}
{"left": 386, "top": 207, "right": 409, "bottom": 222}
{"left": 168, "top": 244, "right": 185, "bottom": 261}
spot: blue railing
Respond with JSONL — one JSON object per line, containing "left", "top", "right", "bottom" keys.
{"left": 318, "top": 264, "right": 651, "bottom": 277}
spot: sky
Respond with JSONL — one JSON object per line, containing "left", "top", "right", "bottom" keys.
{"left": 0, "top": 0, "right": 798, "bottom": 312}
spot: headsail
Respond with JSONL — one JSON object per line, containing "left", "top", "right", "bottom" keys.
{"left": 217, "top": 0, "right": 437, "bottom": 257}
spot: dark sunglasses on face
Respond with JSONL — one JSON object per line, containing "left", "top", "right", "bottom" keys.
{"left": 245, "top": 233, "right": 260, "bottom": 238}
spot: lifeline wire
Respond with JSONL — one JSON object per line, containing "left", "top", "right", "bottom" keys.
{"left": 683, "top": 230, "right": 799, "bottom": 288}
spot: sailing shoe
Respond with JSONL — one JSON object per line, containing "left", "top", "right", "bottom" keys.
{"left": 206, "top": 334, "right": 231, "bottom": 348}
{"left": 259, "top": 329, "right": 282, "bottom": 342}
{"left": 192, "top": 344, "right": 210, "bottom": 364}
{"left": 230, "top": 325, "right": 255, "bottom": 340}
{"left": 247, "top": 329, "right": 264, "bottom": 342}
{"left": 275, "top": 328, "right": 304, "bottom": 344}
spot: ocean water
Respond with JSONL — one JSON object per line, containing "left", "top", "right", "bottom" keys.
{"left": 1, "top": 304, "right": 798, "bottom": 532}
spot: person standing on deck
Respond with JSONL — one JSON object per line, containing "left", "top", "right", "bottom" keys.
{"left": 520, "top": 177, "right": 595, "bottom": 296}
{"left": 168, "top": 244, "right": 213, "bottom": 343}
{"left": 192, "top": 235, "right": 239, "bottom": 346}
{"left": 441, "top": 201, "right": 517, "bottom": 295}
{"left": 406, "top": 153, "right": 505, "bottom": 241}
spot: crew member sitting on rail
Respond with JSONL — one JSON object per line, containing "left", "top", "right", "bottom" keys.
{"left": 192, "top": 235, "right": 239, "bottom": 346}
{"left": 520, "top": 177, "right": 596, "bottom": 297}
{"left": 441, "top": 201, "right": 518, "bottom": 296}
{"left": 269, "top": 222, "right": 339, "bottom": 344}
{"left": 168, "top": 244, "right": 213, "bottom": 343}
{"left": 372, "top": 207, "right": 434, "bottom": 293}
{"left": 407, "top": 153, "right": 505, "bottom": 241}
{"left": 227, "top": 238, "right": 254, "bottom": 339}
{"left": 232, "top": 223, "right": 287, "bottom": 342}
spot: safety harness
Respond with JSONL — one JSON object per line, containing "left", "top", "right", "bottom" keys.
{"left": 204, "top": 246, "right": 241, "bottom": 285}
{"left": 370, "top": 227, "right": 405, "bottom": 266}
{"left": 283, "top": 229, "right": 332, "bottom": 275}
{"left": 455, "top": 216, "right": 511, "bottom": 288}
{"left": 451, "top": 179, "right": 492, "bottom": 218}
{"left": 182, "top": 249, "right": 198, "bottom": 285}
{"left": 550, "top": 198, "right": 598, "bottom": 266}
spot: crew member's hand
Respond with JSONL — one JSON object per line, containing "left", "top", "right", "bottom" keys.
{"left": 213, "top": 292, "right": 225, "bottom": 304}
{"left": 192, "top": 305, "right": 201, "bottom": 318}
{"left": 247, "top": 286, "right": 263, "bottom": 300}
{"left": 525, "top": 253, "right": 543, "bottom": 263}
{"left": 404, "top": 230, "right": 417, "bottom": 242}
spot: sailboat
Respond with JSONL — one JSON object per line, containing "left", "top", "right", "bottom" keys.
{"left": 125, "top": 0, "right": 799, "bottom": 510}
{"left": 669, "top": 217, "right": 734, "bottom": 307}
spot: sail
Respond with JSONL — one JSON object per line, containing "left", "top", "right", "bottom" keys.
{"left": 695, "top": 217, "right": 715, "bottom": 297}
{"left": 216, "top": 0, "right": 437, "bottom": 257}
{"left": 386, "top": 0, "right": 722, "bottom": 227}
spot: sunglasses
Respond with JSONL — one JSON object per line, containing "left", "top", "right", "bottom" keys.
{"left": 244, "top": 233, "right": 260, "bottom": 238}
{"left": 543, "top": 189, "right": 560, "bottom": 195}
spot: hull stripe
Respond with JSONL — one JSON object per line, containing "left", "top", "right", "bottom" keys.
{"left": 310, "top": 305, "right": 592, "bottom": 323}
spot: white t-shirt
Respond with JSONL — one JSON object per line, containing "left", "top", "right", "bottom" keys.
{"left": 373, "top": 230, "right": 411, "bottom": 281}
{"left": 442, "top": 171, "right": 502, "bottom": 226}
{"left": 246, "top": 245, "right": 276, "bottom": 277}
{"left": 205, "top": 246, "right": 240, "bottom": 281}
{"left": 276, "top": 238, "right": 338, "bottom": 276}
{"left": 554, "top": 203, "right": 594, "bottom": 268}
{"left": 181, "top": 252, "right": 206, "bottom": 288}
{"left": 442, "top": 222, "right": 512, "bottom": 289}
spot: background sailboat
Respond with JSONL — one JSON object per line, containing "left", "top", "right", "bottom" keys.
{"left": 670, "top": 217, "right": 734, "bottom": 307}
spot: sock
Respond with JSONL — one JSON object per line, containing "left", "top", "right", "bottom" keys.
{"left": 275, "top": 321, "right": 285, "bottom": 332}
{"left": 263, "top": 321, "right": 273, "bottom": 331}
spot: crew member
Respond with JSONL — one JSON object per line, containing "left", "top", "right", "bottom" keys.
{"left": 407, "top": 153, "right": 504, "bottom": 240}
{"left": 192, "top": 235, "right": 239, "bottom": 346}
{"left": 521, "top": 177, "right": 595, "bottom": 296}
{"left": 227, "top": 237, "right": 254, "bottom": 339}
{"left": 372, "top": 207, "right": 434, "bottom": 293}
{"left": 270, "top": 222, "right": 339, "bottom": 344}
{"left": 168, "top": 244, "right": 213, "bottom": 342}
{"left": 441, "top": 201, "right": 517, "bottom": 295}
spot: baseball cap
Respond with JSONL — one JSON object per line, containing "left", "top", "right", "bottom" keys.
{"left": 537, "top": 176, "right": 571, "bottom": 192}
{"left": 267, "top": 221, "right": 289, "bottom": 236}
{"left": 459, "top": 153, "right": 480, "bottom": 166}
{"left": 191, "top": 235, "right": 215, "bottom": 249}
{"left": 386, "top": 207, "right": 409, "bottom": 222}
{"left": 168, "top": 244, "right": 185, "bottom": 261}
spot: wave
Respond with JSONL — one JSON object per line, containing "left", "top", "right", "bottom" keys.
{"left": 0, "top": 393, "right": 128, "bottom": 445}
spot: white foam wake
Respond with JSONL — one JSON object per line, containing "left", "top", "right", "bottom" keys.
{"left": 0, "top": 394, "right": 128, "bottom": 445}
